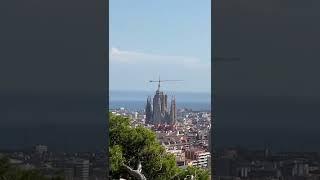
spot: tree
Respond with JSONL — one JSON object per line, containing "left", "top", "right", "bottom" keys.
{"left": 0, "top": 156, "right": 64, "bottom": 180}
{"left": 178, "top": 166, "right": 210, "bottom": 180}
{"left": 109, "top": 113, "right": 210, "bottom": 180}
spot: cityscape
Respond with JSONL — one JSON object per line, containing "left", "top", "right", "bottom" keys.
{"left": 2, "top": 88, "right": 320, "bottom": 180}
{"left": 110, "top": 79, "right": 212, "bottom": 179}
{"left": 0, "top": 145, "right": 107, "bottom": 180}
{"left": 214, "top": 146, "right": 320, "bottom": 180}
{"left": 110, "top": 82, "right": 320, "bottom": 180}
{"left": 3, "top": 0, "right": 320, "bottom": 179}
{"left": 109, "top": 1, "right": 211, "bottom": 178}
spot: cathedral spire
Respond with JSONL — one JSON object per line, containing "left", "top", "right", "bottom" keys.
{"left": 157, "top": 75, "right": 161, "bottom": 91}
{"left": 147, "top": 78, "right": 182, "bottom": 125}
{"left": 170, "top": 96, "right": 177, "bottom": 125}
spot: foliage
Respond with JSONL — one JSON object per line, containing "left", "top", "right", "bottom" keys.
{"left": 109, "top": 113, "right": 210, "bottom": 180}
{"left": 177, "top": 166, "right": 210, "bottom": 180}
{"left": 0, "top": 156, "right": 64, "bottom": 180}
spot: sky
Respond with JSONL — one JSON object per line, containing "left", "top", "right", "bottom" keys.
{"left": 109, "top": 0, "right": 211, "bottom": 93}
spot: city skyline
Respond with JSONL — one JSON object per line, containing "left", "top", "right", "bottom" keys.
{"left": 109, "top": 0, "right": 211, "bottom": 93}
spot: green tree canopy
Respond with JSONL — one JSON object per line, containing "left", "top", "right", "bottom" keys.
{"left": 109, "top": 113, "right": 210, "bottom": 180}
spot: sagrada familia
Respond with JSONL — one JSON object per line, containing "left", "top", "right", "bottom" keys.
{"left": 145, "top": 86, "right": 177, "bottom": 125}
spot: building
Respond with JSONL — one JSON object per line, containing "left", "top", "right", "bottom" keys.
{"left": 64, "top": 167, "right": 74, "bottom": 180}
{"left": 34, "top": 145, "right": 48, "bottom": 154}
{"left": 145, "top": 86, "right": 177, "bottom": 125}
{"left": 145, "top": 96, "right": 153, "bottom": 124}
{"left": 61, "top": 159, "right": 90, "bottom": 180}
{"left": 185, "top": 148, "right": 211, "bottom": 168}
{"left": 170, "top": 97, "right": 177, "bottom": 125}
{"left": 74, "top": 159, "right": 89, "bottom": 180}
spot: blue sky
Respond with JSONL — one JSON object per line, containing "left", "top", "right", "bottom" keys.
{"left": 110, "top": 0, "right": 211, "bottom": 93}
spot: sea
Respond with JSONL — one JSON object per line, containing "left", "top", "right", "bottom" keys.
{"left": 109, "top": 90, "right": 211, "bottom": 111}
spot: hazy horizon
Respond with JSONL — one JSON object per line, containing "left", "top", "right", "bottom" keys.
{"left": 109, "top": 89, "right": 211, "bottom": 94}
{"left": 110, "top": 90, "right": 211, "bottom": 102}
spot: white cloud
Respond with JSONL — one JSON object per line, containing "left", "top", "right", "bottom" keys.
{"left": 109, "top": 47, "right": 211, "bottom": 92}
{"left": 110, "top": 47, "right": 210, "bottom": 70}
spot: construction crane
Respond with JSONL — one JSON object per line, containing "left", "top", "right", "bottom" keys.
{"left": 149, "top": 76, "right": 183, "bottom": 91}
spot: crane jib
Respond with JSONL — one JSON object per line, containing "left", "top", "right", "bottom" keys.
{"left": 148, "top": 79, "right": 183, "bottom": 91}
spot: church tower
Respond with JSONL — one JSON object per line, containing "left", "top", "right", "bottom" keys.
{"left": 145, "top": 96, "right": 153, "bottom": 124}
{"left": 170, "top": 96, "right": 177, "bottom": 125}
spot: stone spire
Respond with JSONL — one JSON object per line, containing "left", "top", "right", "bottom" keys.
{"left": 145, "top": 96, "right": 153, "bottom": 124}
{"left": 170, "top": 96, "right": 177, "bottom": 125}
